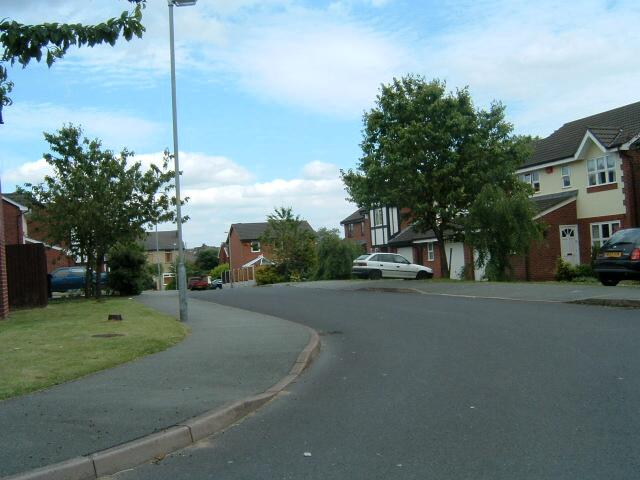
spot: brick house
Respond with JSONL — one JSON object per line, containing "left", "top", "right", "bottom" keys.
{"left": 340, "top": 208, "right": 371, "bottom": 252}
{"left": 224, "top": 221, "right": 314, "bottom": 271}
{"left": 2, "top": 193, "right": 75, "bottom": 273}
{"left": 142, "top": 230, "right": 181, "bottom": 289}
{"left": 0, "top": 181, "right": 8, "bottom": 318}
{"left": 343, "top": 101, "right": 640, "bottom": 281}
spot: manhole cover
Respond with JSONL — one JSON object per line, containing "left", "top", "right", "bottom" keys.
{"left": 92, "top": 333, "right": 125, "bottom": 338}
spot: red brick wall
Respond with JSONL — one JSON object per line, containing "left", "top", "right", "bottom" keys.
{"left": 0, "top": 183, "right": 9, "bottom": 318}
{"left": 621, "top": 150, "right": 640, "bottom": 228}
{"left": 45, "top": 247, "right": 75, "bottom": 273}
{"left": 577, "top": 213, "right": 627, "bottom": 263}
{"left": 511, "top": 200, "right": 578, "bottom": 281}
{"left": 344, "top": 217, "right": 371, "bottom": 252}
{"left": 2, "top": 200, "right": 23, "bottom": 245}
{"left": 415, "top": 243, "right": 444, "bottom": 278}
{"left": 228, "top": 229, "right": 272, "bottom": 270}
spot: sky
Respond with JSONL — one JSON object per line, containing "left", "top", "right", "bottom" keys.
{"left": 2, "top": 0, "right": 639, "bottom": 247}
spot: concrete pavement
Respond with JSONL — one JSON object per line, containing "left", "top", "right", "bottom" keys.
{"left": 0, "top": 292, "right": 317, "bottom": 479}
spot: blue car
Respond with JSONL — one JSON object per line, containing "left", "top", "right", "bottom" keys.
{"left": 49, "top": 267, "right": 108, "bottom": 293}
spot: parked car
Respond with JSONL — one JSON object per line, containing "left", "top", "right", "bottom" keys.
{"left": 188, "top": 276, "right": 210, "bottom": 290}
{"left": 210, "top": 278, "right": 223, "bottom": 290}
{"left": 352, "top": 253, "right": 433, "bottom": 280}
{"left": 49, "top": 267, "right": 108, "bottom": 293}
{"left": 593, "top": 227, "right": 640, "bottom": 286}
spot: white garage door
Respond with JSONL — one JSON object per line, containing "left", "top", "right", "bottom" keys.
{"left": 396, "top": 247, "right": 414, "bottom": 263}
{"left": 444, "top": 242, "right": 465, "bottom": 279}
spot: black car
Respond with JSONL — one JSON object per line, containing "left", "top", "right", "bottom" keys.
{"left": 210, "top": 278, "right": 223, "bottom": 290}
{"left": 593, "top": 228, "right": 640, "bottom": 286}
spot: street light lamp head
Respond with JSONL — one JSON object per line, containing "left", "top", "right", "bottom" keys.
{"left": 170, "top": 0, "right": 197, "bottom": 6}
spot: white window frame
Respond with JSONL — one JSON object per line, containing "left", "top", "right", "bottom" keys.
{"left": 587, "top": 155, "right": 616, "bottom": 187}
{"left": 373, "top": 208, "right": 383, "bottom": 227}
{"left": 561, "top": 166, "right": 571, "bottom": 188}
{"left": 426, "top": 243, "right": 435, "bottom": 261}
{"left": 520, "top": 171, "right": 540, "bottom": 192}
{"left": 591, "top": 221, "right": 621, "bottom": 248}
{"left": 251, "top": 241, "right": 261, "bottom": 253}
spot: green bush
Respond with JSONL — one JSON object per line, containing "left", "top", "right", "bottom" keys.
{"left": 107, "top": 243, "right": 151, "bottom": 295}
{"left": 210, "top": 263, "right": 229, "bottom": 280}
{"left": 574, "top": 263, "right": 594, "bottom": 278}
{"left": 555, "top": 258, "right": 595, "bottom": 282}
{"left": 255, "top": 265, "right": 285, "bottom": 285}
{"left": 555, "top": 257, "right": 575, "bottom": 282}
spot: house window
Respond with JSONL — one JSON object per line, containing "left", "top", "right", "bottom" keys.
{"left": 251, "top": 241, "right": 261, "bottom": 253}
{"left": 426, "top": 243, "right": 435, "bottom": 262}
{"left": 373, "top": 208, "right": 383, "bottom": 227}
{"left": 591, "top": 221, "right": 621, "bottom": 248}
{"left": 561, "top": 166, "right": 571, "bottom": 188}
{"left": 519, "top": 172, "right": 540, "bottom": 192}
{"left": 587, "top": 155, "right": 616, "bottom": 186}
{"left": 346, "top": 223, "right": 354, "bottom": 238}
{"left": 165, "top": 251, "right": 172, "bottom": 263}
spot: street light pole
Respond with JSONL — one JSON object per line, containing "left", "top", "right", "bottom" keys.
{"left": 168, "top": 0, "right": 196, "bottom": 322}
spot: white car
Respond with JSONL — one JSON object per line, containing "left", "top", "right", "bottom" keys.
{"left": 352, "top": 253, "right": 433, "bottom": 280}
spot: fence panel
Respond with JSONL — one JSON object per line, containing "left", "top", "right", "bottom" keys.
{"left": 6, "top": 243, "right": 48, "bottom": 308}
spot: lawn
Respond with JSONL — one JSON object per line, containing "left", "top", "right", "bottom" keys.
{"left": 0, "top": 297, "right": 188, "bottom": 400}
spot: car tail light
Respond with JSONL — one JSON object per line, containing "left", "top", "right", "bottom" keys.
{"left": 354, "top": 261, "right": 367, "bottom": 266}
{"left": 630, "top": 248, "right": 640, "bottom": 261}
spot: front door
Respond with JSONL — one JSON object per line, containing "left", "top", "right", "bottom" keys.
{"left": 559, "top": 225, "right": 580, "bottom": 266}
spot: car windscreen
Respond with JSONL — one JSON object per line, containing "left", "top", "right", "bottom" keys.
{"left": 356, "top": 255, "right": 369, "bottom": 261}
{"left": 604, "top": 229, "right": 640, "bottom": 246}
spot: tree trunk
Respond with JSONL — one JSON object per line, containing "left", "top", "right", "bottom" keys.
{"left": 94, "top": 253, "right": 104, "bottom": 299}
{"left": 435, "top": 229, "right": 449, "bottom": 279}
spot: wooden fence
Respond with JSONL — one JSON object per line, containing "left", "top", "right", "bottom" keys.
{"left": 6, "top": 243, "right": 48, "bottom": 309}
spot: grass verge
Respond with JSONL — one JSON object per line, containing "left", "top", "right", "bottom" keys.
{"left": 0, "top": 297, "right": 188, "bottom": 400}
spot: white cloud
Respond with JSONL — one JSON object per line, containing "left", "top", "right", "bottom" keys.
{"left": 135, "top": 152, "right": 254, "bottom": 188}
{"left": 3, "top": 102, "right": 164, "bottom": 152}
{"left": 175, "top": 159, "right": 352, "bottom": 245}
{"left": 3, "top": 159, "right": 53, "bottom": 186}
{"left": 302, "top": 161, "right": 341, "bottom": 180}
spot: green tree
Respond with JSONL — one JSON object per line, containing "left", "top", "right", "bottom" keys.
{"left": 314, "top": 228, "right": 361, "bottom": 280}
{"left": 195, "top": 247, "right": 219, "bottom": 272}
{"left": 107, "top": 242, "right": 151, "bottom": 295}
{"left": 463, "top": 184, "right": 542, "bottom": 281}
{"left": 167, "top": 259, "right": 198, "bottom": 290}
{"left": 0, "top": 0, "right": 145, "bottom": 122}
{"left": 210, "top": 263, "right": 229, "bottom": 280}
{"left": 260, "top": 207, "right": 316, "bottom": 281}
{"left": 342, "top": 75, "right": 533, "bottom": 277}
{"left": 25, "top": 125, "right": 177, "bottom": 298}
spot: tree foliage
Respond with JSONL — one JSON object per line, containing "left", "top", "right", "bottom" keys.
{"left": 463, "top": 184, "right": 542, "bottom": 281}
{"left": 25, "top": 124, "right": 177, "bottom": 298}
{"left": 107, "top": 242, "right": 151, "bottom": 295}
{"left": 210, "top": 263, "right": 229, "bottom": 280}
{"left": 195, "top": 247, "right": 219, "bottom": 272}
{"left": 342, "top": 75, "right": 534, "bottom": 277}
{"left": 0, "top": 0, "right": 145, "bottom": 122}
{"left": 314, "top": 228, "right": 362, "bottom": 280}
{"left": 260, "top": 207, "right": 316, "bottom": 281}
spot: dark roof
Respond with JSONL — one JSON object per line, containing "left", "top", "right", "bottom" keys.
{"left": 530, "top": 190, "right": 578, "bottom": 214}
{"left": 524, "top": 101, "right": 640, "bottom": 168}
{"left": 142, "top": 230, "right": 181, "bottom": 251}
{"left": 340, "top": 208, "right": 366, "bottom": 225}
{"left": 387, "top": 225, "right": 435, "bottom": 246}
{"left": 232, "top": 221, "right": 314, "bottom": 241}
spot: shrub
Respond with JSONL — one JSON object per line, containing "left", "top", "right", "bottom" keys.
{"left": 107, "top": 243, "right": 151, "bottom": 295}
{"left": 574, "top": 263, "right": 594, "bottom": 278}
{"left": 555, "top": 257, "right": 575, "bottom": 282}
{"left": 210, "top": 263, "right": 229, "bottom": 280}
{"left": 255, "top": 265, "right": 285, "bottom": 285}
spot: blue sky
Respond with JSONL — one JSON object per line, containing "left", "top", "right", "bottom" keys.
{"left": 2, "top": 0, "right": 639, "bottom": 246}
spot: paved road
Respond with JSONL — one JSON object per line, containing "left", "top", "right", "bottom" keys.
{"left": 114, "top": 284, "right": 640, "bottom": 480}
{"left": 0, "top": 294, "right": 309, "bottom": 478}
